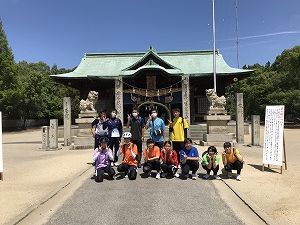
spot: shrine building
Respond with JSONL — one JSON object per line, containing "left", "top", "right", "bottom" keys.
{"left": 51, "top": 46, "right": 253, "bottom": 126}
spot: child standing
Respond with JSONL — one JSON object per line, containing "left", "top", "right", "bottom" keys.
{"left": 93, "top": 137, "right": 115, "bottom": 182}
{"left": 103, "top": 109, "right": 123, "bottom": 166}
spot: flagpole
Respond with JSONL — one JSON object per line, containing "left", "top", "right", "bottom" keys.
{"left": 236, "top": 0, "right": 240, "bottom": 68}
{"left": 212, "top": 0, "right": 217, "bottom": 91}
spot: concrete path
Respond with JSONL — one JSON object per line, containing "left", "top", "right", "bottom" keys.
{"left": 2, "top": 125, "right": 299, "bottom": 224}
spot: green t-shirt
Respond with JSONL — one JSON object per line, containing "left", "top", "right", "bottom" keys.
{"left": 202, "top": 153, "right": 220, "bottom": 165}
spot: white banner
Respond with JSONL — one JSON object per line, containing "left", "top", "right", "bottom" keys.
{"left": 0, "top": 111, "right": 3, "bottom": 173}
{"left": 263, "top": 105, "right": 284, "bottom": 166}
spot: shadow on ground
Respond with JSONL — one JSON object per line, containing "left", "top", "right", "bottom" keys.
{"left": 248, "top": 163, "right": 279, "bottom": 173}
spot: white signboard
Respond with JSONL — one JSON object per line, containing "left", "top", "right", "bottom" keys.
{"left": 0, "top": 112, "right": 3, "bottom": 174}
{"left": 263, "top": 105, "right": 284, "bottom": 166}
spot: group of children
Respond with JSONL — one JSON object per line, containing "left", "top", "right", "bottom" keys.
{"left": 93, "top": 132, "right": 244, "bottom": 182}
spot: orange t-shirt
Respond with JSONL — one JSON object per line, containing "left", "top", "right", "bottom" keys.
{"left": 143, "top": 146, "right": 160, "bottom": 162}
{"left": 120, "top": 143, "right": 138, "bottom": 166}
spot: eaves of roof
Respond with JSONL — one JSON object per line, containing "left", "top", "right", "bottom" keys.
{"left": 50, "top": 48, "right": 253, "bottom": 79}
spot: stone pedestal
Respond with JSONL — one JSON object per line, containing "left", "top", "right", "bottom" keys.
{"left": 200, "top": 115, "right": 234, "bottom": 146}
{"left": 207, "top": 108, "right": 227, "bottom": 115}
{"left": 70, "top": 111, "right": 98, "bottom": 150}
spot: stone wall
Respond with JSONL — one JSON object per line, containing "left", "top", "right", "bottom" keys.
{"left": 2, "top": 119, "right": 50, "bottom": 131}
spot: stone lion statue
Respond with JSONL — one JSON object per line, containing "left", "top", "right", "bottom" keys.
{"left": 206, "top": 89, "right": 226, "bottom": 109}
{"left": 80, "top": 91, "right": 98, "bottom": 112}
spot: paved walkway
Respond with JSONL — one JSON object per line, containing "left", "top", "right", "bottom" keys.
{"left": 1, "top": 126, "right": 299, "bottom": 225}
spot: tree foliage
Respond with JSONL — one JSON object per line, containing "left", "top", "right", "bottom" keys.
{"left": 226, "top": 46, "right": 300, "bottom": 122}
{"left": 15, "top": 61, "right": 80, "bottom": 122}
{"left": 0, "top": 20, "right": 22, "bottom": 118}
{"left": 0, "top": 20, "right": 80, "bottom": 122}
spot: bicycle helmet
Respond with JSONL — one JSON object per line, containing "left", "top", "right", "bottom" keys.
{"left": 123, "top": 132, "right": 132, "bottom": 138}
{"left": 99, "top": 137, "right": 109, "bottom": 143}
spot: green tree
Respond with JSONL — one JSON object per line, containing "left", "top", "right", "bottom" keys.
{"left": 17, "top": 61, "right": 63, "bottom": 121}
{"left": 226, "top": 45, "right": 300, "bottom": 122}
{"left": 0, "top": 20, "right": 22, "bottom": 118}
{"left": 16, "top": 61, "right": 80, "bottom": 123}
{"left": 50, "top": 65, "right": 80, "bottom": 122}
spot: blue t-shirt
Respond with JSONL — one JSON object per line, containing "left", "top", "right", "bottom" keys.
{"left": 180, "top": 146, "right": 199, "bottom": 162}
{"left": 149, "top": 118, "right": 166, "bottom": 142}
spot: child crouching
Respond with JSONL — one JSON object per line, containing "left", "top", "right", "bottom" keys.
{"left": 93, "top": 137, "right": 115, "bottom": 182}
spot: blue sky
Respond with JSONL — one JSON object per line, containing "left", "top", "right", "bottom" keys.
{"left": 0, "top": 0, "right": 299, "bottom": 69}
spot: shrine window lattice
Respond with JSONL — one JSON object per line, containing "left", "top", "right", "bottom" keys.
{"left": 197, "top": 97, "right": 210, "bottom": 114}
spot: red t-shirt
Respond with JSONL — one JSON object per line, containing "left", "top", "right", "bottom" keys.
{"left": 160, "top": 150, "right": 178, "bottom": 167}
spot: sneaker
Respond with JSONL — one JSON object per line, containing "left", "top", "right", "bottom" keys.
{"left": 213, "top": 175, "right": 222, "bottom": 180}
{"left": 124, "top": 174, "right": 128, "bottom": 178}
{"left": 192, "top": 173, "right": 197, "bottom": 180}
{"left": 203, "top": 173, "right": 210, "bottom": 179}
{"left": 174, "top": 172, "right": 180, "bottom": 178}
{"left": 236, "top": 174, "right": 241, "bottom": 181}
{"left": 114, "top": 162, "right": 119, "bottom": 167}
{"left": 228, "top": 172, "right": 232, "bottom": 178}
{"left": 156, "top": 172, "right": 160, "bottom": 179}
{"left": 147, "top": 171, "right": 151, "bottom": 177}
{"left": 160, "top": 172, "right": 166, "bottom": 178}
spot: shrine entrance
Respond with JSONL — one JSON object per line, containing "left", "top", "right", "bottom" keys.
{"left": 137, "top": 101, "right": 171, "bottom": 124}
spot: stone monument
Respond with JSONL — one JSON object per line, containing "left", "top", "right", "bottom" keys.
{"left": 48, "top": 119, "right": 60, "bottom": 150}
{"left": 63, "top": 97, "right": 71, "bottom": 146}
{"left": 200, "top": 89, "right": 233, "bottom": 146}
{"left": 70, "top": 91, "right": 98, "bottom": 150}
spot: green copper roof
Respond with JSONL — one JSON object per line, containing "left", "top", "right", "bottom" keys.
{"left": 51, "top": 47, "right": 252, "bottom": 79}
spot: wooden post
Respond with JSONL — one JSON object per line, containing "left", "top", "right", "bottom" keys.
{"left": 283, "top": 133, "right": 287, "bottom": 170}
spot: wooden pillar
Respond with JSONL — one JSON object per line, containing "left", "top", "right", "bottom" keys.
{"left": 115, "top": 78, "right": 124, "bottom": 124}
{"left": 181, "top": 76, "right": 191, "bottom": 137}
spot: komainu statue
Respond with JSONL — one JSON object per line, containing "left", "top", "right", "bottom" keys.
{"left": 80, "top": 91, "right": 98, "bottom": 112}
{"left": 206, "top": 89, "right": 226, "bottom": 109}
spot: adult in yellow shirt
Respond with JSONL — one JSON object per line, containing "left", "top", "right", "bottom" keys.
{"left": 168, "top": 108, "right": 189, "bottom": 164}
{"left": 222, "top": 142, "right": 243, "bottom": 181}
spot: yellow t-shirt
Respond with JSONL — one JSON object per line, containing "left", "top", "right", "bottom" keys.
{"left": 222, "top": 149, "right": 242, "bottom": 164}
{"left": 170, "top": 117, "right": 189, "bottom": 142}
